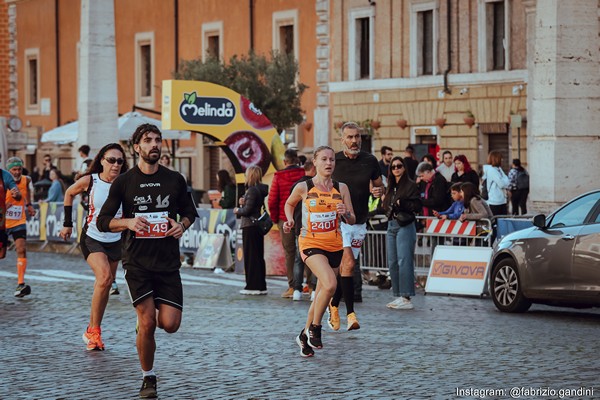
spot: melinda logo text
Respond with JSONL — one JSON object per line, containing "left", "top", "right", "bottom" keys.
{"left": 179, "top": 92, "right": 236, "bottom": 125}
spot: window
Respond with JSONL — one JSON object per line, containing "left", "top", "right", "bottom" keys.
{"left": 135, "top": 32, "right": 154, "bottom": 106}
{"left": 478, "top": 0, "right": 511, "bottom": 72}
{"left": 348, "top": 8, "right": 374, "bottom": 80}
{"left": 410, "top": 1, "right": 439, "bottom": 77}
{"left": 420, "top": 10, "right": 433, "bottom": 75}
{"left": 548, "top": 192, "right": 600, "bottom": 229}
{"left": 202, "top": 21, "right": 223, "bottom": 61}
{"left": 279, "top": 25, "right": 294, "bottom": 55}
{"left": 491, "top": 1, "right": 505, "bottom": 70}
{"left": 272, "top": 10, "right": 298, "bottom": 59}
{"left": 358, "top": 18, "right": 370, "bottom": 78}
{"left": 25, "top": 48, "right": 40, "bottom": 114}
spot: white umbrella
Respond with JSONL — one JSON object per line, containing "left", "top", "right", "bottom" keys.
{"left": 117, "top": 111, "right": 190, "bottom": 141}
{"left": 40, "top": 120, "right": 79, "bottom": 144}
{"left": 41, "top": 112, "right": 191, "bottom": 144}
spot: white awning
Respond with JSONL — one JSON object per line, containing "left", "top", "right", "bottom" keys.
{"left": 41, "top": 112, "right": 191, "bottom": 144}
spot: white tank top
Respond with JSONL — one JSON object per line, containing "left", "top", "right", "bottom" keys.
{"left": 85, "top": 173, "right": 122, "bottom": 243}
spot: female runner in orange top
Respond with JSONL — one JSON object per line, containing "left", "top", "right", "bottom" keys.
{"left": 283, "top": 145, "right": 355, "bottom": 357}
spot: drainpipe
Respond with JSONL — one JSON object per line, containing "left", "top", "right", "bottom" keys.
{"left": 443, "top": 0, "right": 451, "bottom": 94}
{"left": 249, "top": 0, "right": 254, "bottom": 50}
{"left": 174, "top": 0, "right": 179, "bottom": 73}
{"left": 55, "top": 0, "right": 61, "bottom": 125}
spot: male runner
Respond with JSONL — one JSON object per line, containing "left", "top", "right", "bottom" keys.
{"left": 3, "top": 158, "right": 29, "bottom": 296}
{"left": 330, "top": 122, "right": 384, "bottom": 330}
{"left": 97, "top": 124, "right": 198, "bottom": 399}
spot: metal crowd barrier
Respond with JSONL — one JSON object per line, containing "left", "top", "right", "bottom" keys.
{"left": 360, "top": 215, "right": 494, "bottom": 278}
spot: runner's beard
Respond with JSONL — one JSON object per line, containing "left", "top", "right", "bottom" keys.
{"left": 140, "top": 151, "right": 160, "bottom": 164}
{"left": 344, "top": 144, "right": 360, "bottom": 155}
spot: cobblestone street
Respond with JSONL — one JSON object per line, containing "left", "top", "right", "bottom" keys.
{"left": 1, "top": 250, "right": 599, "bottom": 399}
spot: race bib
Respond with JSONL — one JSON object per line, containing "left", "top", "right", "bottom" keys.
{"left": 309, "top": 211, "right": 337, "bottom": 233}
{"left": 6, "top": 205, "right": 23, "bottom": 220}
{"left": 135, "top": 211, "right": 169, "bottom": 239}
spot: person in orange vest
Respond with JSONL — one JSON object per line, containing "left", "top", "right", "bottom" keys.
{"left": 4, "top": 157, "right": 34, "bottom": 297}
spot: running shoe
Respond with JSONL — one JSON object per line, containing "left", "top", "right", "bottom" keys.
{"left": 82, "top": 326, "right": 105, "bottom": 351}
{"left": 110, "top": 281, "right": 119, "bottom": 295}
{"left": 292, "top": 290, "right": 302, "bottom": 301}
{"left": 310, "top": 290, "right": 315, "bottom": 302}
{"left": 306, "top": 324, "right": 322, "bottom": 349}
{"left": 388, "top": 297, "right": 414, "bottom": 310}
{"left": 281, "top": 287, "right": 294, "bottom": 298}
{"left": 14, "top": 283, "right": 31, "bottom": 298}
{"left": 327, "top": 305, "right": 340, "bottom": 331}
{"left": 347, "top": 312, "right": 360, "bottom": 331}
{"left": 139, "top": 375, "right": 158, "bottom": 398}
{"left": 295, "top": 329, "right": 314, "bottom": 358}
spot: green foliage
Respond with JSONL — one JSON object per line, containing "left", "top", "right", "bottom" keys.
{"left": 175, "top": 51, "right": 308, "bottom": 132}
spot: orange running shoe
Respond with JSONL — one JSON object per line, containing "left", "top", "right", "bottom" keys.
{"left": 347, "top": 312, "right": 360, "bottom": 331}
{"left": 327, "top": 304, "right": 340, "bottom": 331}
{"left": 82, "top": 326, "right": 105, "bottom": 351}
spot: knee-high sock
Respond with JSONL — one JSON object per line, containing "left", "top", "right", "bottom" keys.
{"left": 17, "top": 258, "right": 27, "bottom": 284}
{"left": 341, "top": 276, "right": 355, "bottom": 315}
{"left": 331, "top": 275, "right": 342, "bottom": 307}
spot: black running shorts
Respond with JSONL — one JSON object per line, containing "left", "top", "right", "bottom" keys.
{"left": 7, "top": 225, "right": 26, "bottom": 240}
{"left": 301, "top": 248, "right": 343, "bottom": 268}
{"left": 124, "top": 268, "right": 183, "bottom": 311}
{"left": 80, "top": 230, "right": 122, "bottom": 262}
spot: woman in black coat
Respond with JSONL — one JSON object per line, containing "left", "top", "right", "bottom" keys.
{"left": 234, "top": 165, "right": 269, "bottom": 295}
{"left": 451, "top": 154, "right": 479, "bottom": 192}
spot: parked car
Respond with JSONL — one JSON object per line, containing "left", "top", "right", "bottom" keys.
{"left": 489, "top": 190, "right": 600, "bottom": 313}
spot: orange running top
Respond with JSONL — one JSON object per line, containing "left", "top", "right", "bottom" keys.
{"left": 298, "top": 179, "right": 343, "bottom": 253}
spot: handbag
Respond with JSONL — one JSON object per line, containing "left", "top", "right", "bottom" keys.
{"left": 252, "top": 205, "right": 273, "bottom": 235}
{"left": 394, "top": 211, "right": 415, "bottom": 227}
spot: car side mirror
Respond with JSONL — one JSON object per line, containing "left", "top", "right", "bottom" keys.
{"left": 533, "top": 214, "right": 547, "bottom": 229}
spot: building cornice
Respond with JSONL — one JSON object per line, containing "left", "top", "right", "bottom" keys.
{"left": 329, "top": 70, "right": 528, "bottom": 93}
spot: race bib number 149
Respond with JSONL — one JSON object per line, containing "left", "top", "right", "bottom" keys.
{"left": 135, "top": 211, "right": 169, "bottom": 239}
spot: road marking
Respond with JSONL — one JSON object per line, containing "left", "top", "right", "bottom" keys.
{"left": 2, "top": 268, "right": 288, "bottom": 288}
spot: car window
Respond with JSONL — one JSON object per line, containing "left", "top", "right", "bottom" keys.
{"left": 548, "top": 192, "right": 600, "bottom": 228}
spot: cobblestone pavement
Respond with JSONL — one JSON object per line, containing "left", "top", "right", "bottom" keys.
{"left": 1, "top": 250, "right": 599, "bottom": 400}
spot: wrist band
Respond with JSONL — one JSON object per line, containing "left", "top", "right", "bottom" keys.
{"left": 63, "top": 205, "right": 73, "bottom": 227}
{"left": 179, "top": 222, "right": 186, "bottom": 232}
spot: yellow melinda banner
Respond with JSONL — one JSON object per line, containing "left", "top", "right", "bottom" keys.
{"left": 161, "top": 80, "right": 285, "bottom": 175}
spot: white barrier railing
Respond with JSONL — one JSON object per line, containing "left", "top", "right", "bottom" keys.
{"left": 360, "top": 215, "right": 493, "bottom": 277}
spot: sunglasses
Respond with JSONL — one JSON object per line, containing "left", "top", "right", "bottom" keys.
{"left": 104, "top": 157, "right": 125, "bottom": 165}
{"left": 44, "top": 158, "right": 51, "bottom": 162}
{"left": 390, "top": 164, "right": 404, "bottom": 170}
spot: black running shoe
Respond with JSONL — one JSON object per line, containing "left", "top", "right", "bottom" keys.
{"left": 306, "top": 324, "right": 323, "bottom": 349}
{"left": 296, "top": 329, "right": 314, "bottom": 358}
{"left": 139, "top": 375, "right": 157, "bottom": 399}
{"left": 110, "top": 281, "right": 119, "bottom": 295}
{"left": 14, "top": 284, "right": 31, "bottom": 298}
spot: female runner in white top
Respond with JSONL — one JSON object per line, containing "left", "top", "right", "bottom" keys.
{"left": 59, "top": 143, "right": 128, "bottom": 351}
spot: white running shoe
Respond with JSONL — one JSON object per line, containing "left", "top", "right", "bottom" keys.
{"left": 388, "top": 297, "right": 414, "bottom": 310}
{"left": 292, "top": 290, "right": 302, "bottom": 301}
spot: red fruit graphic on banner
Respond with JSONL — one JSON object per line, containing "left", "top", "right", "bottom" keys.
{"left": 225, "top": 131, "right": 271, "bottom": 174}
{"left": 240, "top": 96, "right": 272, "bottom": 130}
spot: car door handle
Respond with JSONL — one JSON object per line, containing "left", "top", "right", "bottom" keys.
{"left": 562, "top": 234, "right": 575, "bottom": 240}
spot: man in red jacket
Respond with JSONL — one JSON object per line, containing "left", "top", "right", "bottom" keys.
{"left": 268, "top": 149, "right": 305, "bottom": 298}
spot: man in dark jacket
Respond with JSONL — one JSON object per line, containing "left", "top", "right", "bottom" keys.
{"left": 268, "top": 149, "right": 305, "bottom": 299}
{"left": 416, "top": 161, "right": 451, "bottom": 215}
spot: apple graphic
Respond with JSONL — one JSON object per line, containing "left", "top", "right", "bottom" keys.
{"left": 240, "top": 96, "right": 273, "bottom": 130}
{"left": 225, "top": 131, "right": 271, "bottom": 174}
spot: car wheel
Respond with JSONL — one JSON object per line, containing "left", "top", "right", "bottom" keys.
{"left": 490, "top": 258, "right": 532, "bottom": 313}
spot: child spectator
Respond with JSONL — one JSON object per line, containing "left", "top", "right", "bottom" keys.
{"left": 433, "top": 183, "right": 464, "bottom": 220}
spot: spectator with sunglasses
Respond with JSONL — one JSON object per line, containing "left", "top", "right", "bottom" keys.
{"left": 382, "top": 157, "right": 422, "bottom": 310}
{"left": 59, "top": 143, "right": 129, "bottom": 352}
